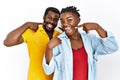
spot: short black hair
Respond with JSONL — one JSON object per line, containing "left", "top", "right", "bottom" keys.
{"left": 61, "top": 6, "right": 80, "bottom": 17}
{"left": 44, "top": 7, "right": 60, "bottom": 17}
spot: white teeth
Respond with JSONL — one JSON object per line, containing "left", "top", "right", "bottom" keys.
{"left": 47, "top": 24, "right": 52, "bottom": 28}
{"left": 65, "top": 27, "right": 71, "bottom": 30}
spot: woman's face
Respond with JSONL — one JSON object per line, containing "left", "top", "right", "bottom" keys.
{"left": 60, "top": 12, "right": 80, "bottom": 36}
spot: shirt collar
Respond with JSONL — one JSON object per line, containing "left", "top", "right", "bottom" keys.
{"left": 38, "top": 24, "right": 44, "bottom": 31}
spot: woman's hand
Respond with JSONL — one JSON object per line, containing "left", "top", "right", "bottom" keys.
{"left": 78, "top": 22, "right": 107, "bottom": 38}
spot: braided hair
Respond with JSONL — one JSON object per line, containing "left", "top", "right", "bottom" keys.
{"left": 61, "top": 6, "right": 80, "bottom": 18}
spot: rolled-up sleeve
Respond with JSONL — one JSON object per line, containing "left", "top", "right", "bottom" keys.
{"left": 42, "top": 56, "right": 55, "bottom": 75}
{"left": 42, "top": 44, "right": 61, "bottom": 75}
{"left": 93, "top": 31, "right": 118, "bottom": 55}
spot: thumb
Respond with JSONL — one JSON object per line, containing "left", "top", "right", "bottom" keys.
{"left": 33, "top": 27, "right": 38, "bottom": 32}
{"left": 78, "top": 24, "right": 83, "bottom": 28}
{"left": 75, "top": 24, "right": 83, "bottom": 29}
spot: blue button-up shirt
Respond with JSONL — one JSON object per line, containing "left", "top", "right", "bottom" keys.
{"left": 43, "top": 30, "right": 118, "bottom": 80}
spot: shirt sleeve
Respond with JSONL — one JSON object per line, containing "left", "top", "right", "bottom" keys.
{"left": 42, "top": 44, "right": 62, "bottom": 75}
{"left": 21, "top": 29, "right": 31, "bottom": 42}
{"left": 42, "top": 56, "right": 55, "bottom": 75}
{"left": 91, "top": 31, "right": 118, "bottom": 55}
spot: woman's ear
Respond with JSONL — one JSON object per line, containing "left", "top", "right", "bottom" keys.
{"left": 76, "top": 18, "right": 80, "bottom": 26}
{"left": 75, "top": 18, "right": 81, "bottom": 29}
{"left": 77, "top": 18, "right": 80, "bottom": 24}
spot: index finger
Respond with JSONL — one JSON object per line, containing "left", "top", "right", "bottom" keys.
{"left": 78, "top": 24, "right": 84, "bottom": 28}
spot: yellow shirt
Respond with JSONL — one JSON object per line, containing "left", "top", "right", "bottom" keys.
{"left": 22, "top": 25, "right": 60, "bottom": 80}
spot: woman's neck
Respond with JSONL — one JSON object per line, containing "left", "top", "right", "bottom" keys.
{"left": 69, "top": 31, "right": 80, "bottom": 40}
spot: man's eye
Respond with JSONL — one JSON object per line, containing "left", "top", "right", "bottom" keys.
{"left": 67, "top": 19, "right": 72, "bottom": 22}
{"left": 47, "top": 16, "right": 52, "bottom": 19}
{"left": 54, "top": 18, "right": 59, "bottom": 22}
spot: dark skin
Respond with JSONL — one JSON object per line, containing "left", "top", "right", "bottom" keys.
{"left": 4, "top": 11, "right": 60, "bottom": 46}
{"left": 43, "top": 11, "right": 60, "bottom": 39}
{"left": 45, "top": 12, "right": 107, "bottom": 64}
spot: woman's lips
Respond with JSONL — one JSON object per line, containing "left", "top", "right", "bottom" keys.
{"left": 64, "top": 27, "right": 71, "bottom": 31}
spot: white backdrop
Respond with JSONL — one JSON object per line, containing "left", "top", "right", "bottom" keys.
{"left": 0, "top": 0, "right": 120, "bottom": 80}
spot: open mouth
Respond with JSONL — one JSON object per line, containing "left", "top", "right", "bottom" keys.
{"left": 45, "top": 23, "right": 54, "bottom": 31}
{"left": 47, "top": 23, "right": 53, "bottom": 28}
{"left": 64, "top": 27, "right": 71, "bottom": 31}
{"left": 64, "top": 26, "right": 72, "bottom": 33}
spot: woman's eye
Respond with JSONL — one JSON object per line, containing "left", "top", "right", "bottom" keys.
{"left": 67, "top": 19, "right": 72, "bottom": 22}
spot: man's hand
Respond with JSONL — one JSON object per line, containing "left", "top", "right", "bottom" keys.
{"left": 26, "top": 22, "right": 40, "bottom": 32}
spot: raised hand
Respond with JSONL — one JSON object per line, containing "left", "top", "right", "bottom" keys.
{"left": 78, "top": 22, "right": 100, "bottom": 33}
{"left": 45, "top": 37, "right": 61, "bottom": 64}
{"left": 78, "top": 22, "right": 107, "bottom": 38}
{"left": 47, "top": 37, "right": 61, "bottom": 50}
{"left": 26, "top": 22, "right": 40, "bottom": 32}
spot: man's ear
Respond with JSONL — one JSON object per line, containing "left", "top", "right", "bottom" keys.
{"left": 43, "top": 16, "right": 45, "bottom": 20}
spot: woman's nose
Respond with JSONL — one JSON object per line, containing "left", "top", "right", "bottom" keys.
{"left": 63, "top": 22, "right": 68, "bottom": 27}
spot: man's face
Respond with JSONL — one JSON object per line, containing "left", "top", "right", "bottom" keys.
{"left": 44, "top": 11, "right": 59, "bottom": 31}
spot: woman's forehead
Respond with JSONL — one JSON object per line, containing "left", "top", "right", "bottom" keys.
{"left": 60, "top": 12, "right": 76, "bottom": 19}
